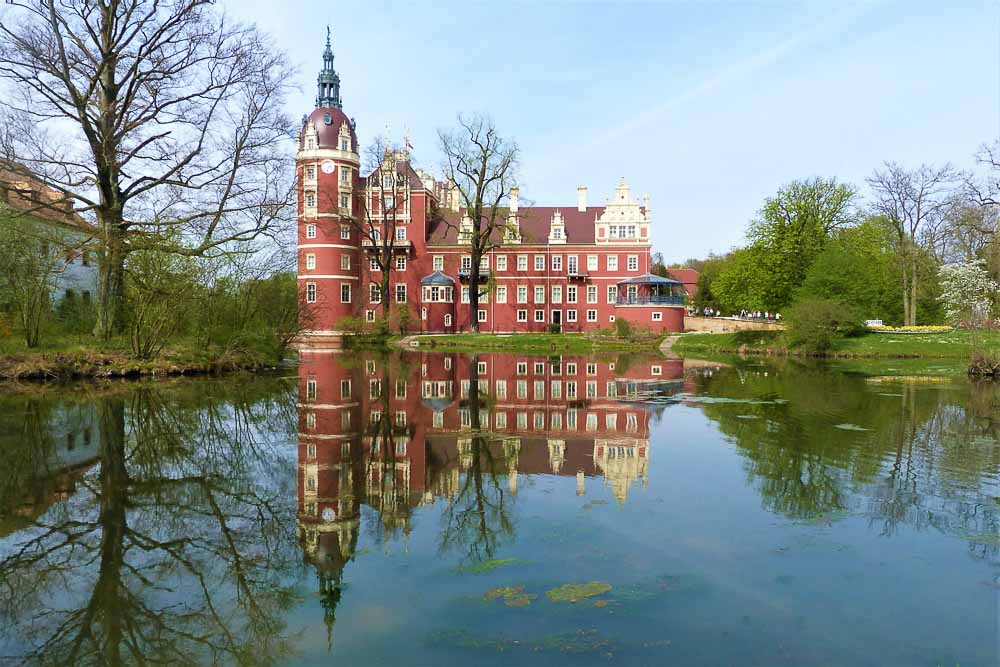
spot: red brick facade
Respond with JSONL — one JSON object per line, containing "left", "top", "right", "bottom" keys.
{"left": 295, "top": 40, "right": 685, "bottom": 343}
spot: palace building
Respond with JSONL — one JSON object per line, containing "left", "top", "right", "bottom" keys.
{"left": 296, "top": 33, "right": 686, "bottom": 345}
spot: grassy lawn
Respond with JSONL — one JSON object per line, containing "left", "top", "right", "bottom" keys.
{"left": 402, "top": 332, "right": 665, "bottom": 354}
{"left": 672, "top": 328, "right": 1000, "bottom": 359}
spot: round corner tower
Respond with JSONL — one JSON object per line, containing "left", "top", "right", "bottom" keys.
{"left": 297, "top": 28, "right": 362, "bottom": 346}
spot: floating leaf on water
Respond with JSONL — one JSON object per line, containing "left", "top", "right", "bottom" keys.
{"left": 834, "top": 423, "right": 869, "bottom": 431}
{"left": 590, "top": 499, "right": 609, "bottom": 505}
{"left": 545, "top": 581, "right": 613, "bottom": 603}
{"left": 593, "top": 599, "right": 611, "bottom": 608}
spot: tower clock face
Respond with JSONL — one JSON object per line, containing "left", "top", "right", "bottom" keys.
{"left": 322, "top": 507, "right": 336, "bottom": 522}
{"left": 320, "top": 160, "right": 336, "bottom": 174}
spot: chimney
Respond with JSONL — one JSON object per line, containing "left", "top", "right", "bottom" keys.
{"left": 643, "top": 193, "right": 650, "bottom": 212}
{"left": 577, "top": 186, "right": 587, "bottom": 212}
{"left": 510, "top": 186, "right": 519, "bottom": 214}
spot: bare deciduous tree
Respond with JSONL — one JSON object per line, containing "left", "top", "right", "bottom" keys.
{"left": 867, "top": 162, "right": 960, "bottom": 326}
{"left": 438, "top": 115, "right": 518, "bottom": 333}
{"left": 343, "top": 136, "right": 409, "bottom": 324}
{"left": 0, "top": 0, "right": 296, "bottom": 339}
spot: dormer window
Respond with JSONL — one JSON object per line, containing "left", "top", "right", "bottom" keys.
{"left": 341, "top": 138, "right": 349, "bottom": 151}
{"left": 306, "top": 136, "right": 316, "bottom": 149}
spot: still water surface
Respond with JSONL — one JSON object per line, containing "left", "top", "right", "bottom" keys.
{"left": 0, "top": 351, "right": 998, "bottom": 666}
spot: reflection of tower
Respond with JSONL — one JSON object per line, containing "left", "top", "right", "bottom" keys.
{"left": 592, "top": 438, "right": 649, "bottom": 503}
{"left": 547, "top": 438, "right": 566, "bottom": 474}
{"left": 297, "top": 350, "right": 363, "bottom": 648}
{"left": 503, "top": 437, "right": 521, "bottom": 495}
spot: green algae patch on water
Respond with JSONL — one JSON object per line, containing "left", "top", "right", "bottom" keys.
{"left": 452, "top": 557, "right": 529, "bottom": 575}
{"left": 483, "top": 585, "right": 538, "bottom": 608}
{"left": 545, "top": 581, "right": 612, "bottom": 603}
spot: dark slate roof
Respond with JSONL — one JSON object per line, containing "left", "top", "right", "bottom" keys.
{"left": 427, "top": 206, "right": 612, "bottom": 246}
{"left": 617, "top": 272, "right": 682, "bottom": 285}
{"left": 300, "top": 107, "right": 358, "bottom": 152}
{"left": 420, "top": 270, "right": 456, "bottom": 286}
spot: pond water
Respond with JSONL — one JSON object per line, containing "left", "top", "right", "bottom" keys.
{"left": 0, "top": 351, "right": 998, "bottom": 666}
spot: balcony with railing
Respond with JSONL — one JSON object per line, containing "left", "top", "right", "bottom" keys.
{"left": 616, "top": 294, "right": 686, "bottom": 306}
{"left": 458, "top": 267, "right": 490, "bottom": 282}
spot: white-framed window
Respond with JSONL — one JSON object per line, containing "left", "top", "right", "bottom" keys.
{"left": 305, "top": 253, "right": 316, "bottom": 270}
{"left": 607, "top": 255, "right": 618, "bottom": 271}
{"left": 340, "top": 225, "right": 350, "bottom": 240}
{"left": 533, "top": 362, "right": 544, "bottom": 374}
{"left": 517, "top": 362, "right": 528, "bottom": 375}
{"left": 517, "top": 412, "right": 528, "bottom": 429}
{"left": 340, "top": 283, "right": 351, "bottom": 303}
{"left": 517, "top": 286, "right": 528, "bottom": 304}
{"left": 566, "top": 362, "right": 577, "bottom": 374}
{"left": 517, "top": 309, "right": 527, "bottom": 322}
{"left": 587, "top": 285, "right": 597, "bottom": 304}
{"left": 496, "top": 380, "right": 507, "bottom": 399}
{"left": 306, "top": 413, "right": 316, "bottom": 430}
{"left": 340, "top": 193, "right": 350, "bottom": 211}
{"left": 567, "top": 255, "right": 578, "bottom": 274}
{"left": 652, "top": 312, "right": 663, "bottom": 321}
{"left": 496, "top": 412, "right": 507, "bottom": 429}
{"left": 551, "top": 255, "right": 562, "bottom": 272}
{"left": 496, "top": 286, "right": 507, "bottom": 303}
{"left": 586, "top": 381, "right": 597, "bottom": 399}
{"left": 652, "top": 365, "right": 662, "bottom": 376}
{"left": 587, "top": 255, "right": 598, "bottom": 271}
{"left": 586, "top": 363, "right": 597, "bottom": 376}
{"left": 567, "top": 286, "right": 577, "bottom": 304}
{"left": 395, "top": 255, "right": 406, "bottom": 271}
{"left": 306, "top": 165, "right": 316, "bottom": 180}
{"left": 496, "top": 255, "right": 507, "bottom": 272}
{"left": 306, "top": 224, "right": 316, "bottom": 239}
{"left": 366, "top": 309, "right": 376, "bottom": 322}
{"left": 534, "top": 255, "right": 545, "bottom": 271}
{"left": 607, "top": 285, "right": 618, "bottom": 303}
{"left": 478, "top": 309, "right": 487, "bottom": 322}
{"left": 370, "top": 284, "right": 381, "bottom": 303}
{"left": 533, "top": 381, "right": 545, "bottom": 400}
{"left": 531, "top": 309, "right": 543, "bottom": 322}
{"left": 396, "top": 227, "right": 407, "bottom": 241}
{"left": 306, "top": 378, "right": 317, "bottom": 400}
{"left": 340, "top": 166, "right": 351, "bottom": 183}
{"left": 461, "top": 286, "right": 470, "bottom": 304}
{"left": 477, "top": 361, "right": 488, "bottom": 375}
{"left": 516, "top": 380, "right": 528, "bottom": 399}
{"left": 586, "top": 309, "right": 597, "bottom": 322}
{"left": 370, "top": 257, "right": 380, "bottom": 272}
{"left": 341, "top": 254, "right": 351, "bottom": 271}
{"left": 341, "top": 378, "right": 352, "bottom": 399}
{"left": 552, "top": 286, "right": 562, "bottom": 303}
{"left": 395, "top": 284, "right": 407, "bottom": 303}
{"left": 628, "top": 255, "right": 639, "bottom": 271}
{"left": 534, "top": 286, "right": 545, "bottom": 304}
{"left": 444, "top": 313, "right": 452, "bottom": 327}
{"left": 566, "top": 309, "right": 577, "bottom": 322}
{"left": 517, "top": 255, "right": 528, "bottom": 271}
{"left": 567, "top": 381, "right": 577, "bottom": 399}
{"left": 433, "top": 255, "right": 444, "bottom": 271}
{"left": 609, "top": 314, "right": 616, "bottom": 322}
{"left": 306, "top": 283, "right": 317, "bottom": 303}
{"left": 305, "top": 192, "right": 316, "bottom": 208}
{"left": 480, "top": 256, "right": 489, "bottom": 270}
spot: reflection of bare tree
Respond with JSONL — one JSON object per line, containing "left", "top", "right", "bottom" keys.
{"left": 0, "top": 378, "right": 301, "bottom": 665}
{"left": 436, "top": 355, "right": 514, "bottom": 566}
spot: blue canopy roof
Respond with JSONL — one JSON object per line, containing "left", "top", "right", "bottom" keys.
{"left": 420, "top": 271, "right": 456, "bottom": 286}
{"left": 617, "top": 272, "right": 682, "bottom": 286}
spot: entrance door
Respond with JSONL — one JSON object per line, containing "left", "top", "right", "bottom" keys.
{"left": 552, "top": 310, "right": 562, "bottom": 325}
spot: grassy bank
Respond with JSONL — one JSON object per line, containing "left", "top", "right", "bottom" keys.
{"left": 0, "top": 337, "right": 282, "bottom": 381}
{"left": 672, "top": 328, "right": 1000, "bottom": 360}
{"left": 399, "top": 332, "right": 666, "bottom": 354}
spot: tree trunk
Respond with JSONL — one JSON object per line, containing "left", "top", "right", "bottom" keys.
{"left": 901, "top": 260, "right": 911, "bottom": 328}
{"left": 909, "top": 252, "right": 918, "bottom": 326}
{"left": 94, "top": 219, "right": 127, "bottom": 340}
{"left": 469, "top": 252, "right": 481, "bottom": 334}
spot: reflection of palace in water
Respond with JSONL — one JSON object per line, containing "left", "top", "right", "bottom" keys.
{"left": 294, "top": 351, "right": 689, "bottom": 637}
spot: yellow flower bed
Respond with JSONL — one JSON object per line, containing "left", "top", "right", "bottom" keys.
{"left": 867, "top": 325, "right": 954, "bottom": 334}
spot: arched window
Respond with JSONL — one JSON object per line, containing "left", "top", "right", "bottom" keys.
{"left": 421, "top": 307, "right": 428, "bottom": 320}
{"left": 444, "top": 314, "right": 452, "bottom": 328}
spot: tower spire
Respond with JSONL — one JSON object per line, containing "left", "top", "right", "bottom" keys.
{"left": 316, "top": 26, "right": 342, "bottom": 109}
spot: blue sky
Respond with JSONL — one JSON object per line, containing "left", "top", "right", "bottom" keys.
{"left": 223, "top": 0, "right": 997, "bottom": 263}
